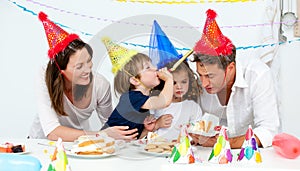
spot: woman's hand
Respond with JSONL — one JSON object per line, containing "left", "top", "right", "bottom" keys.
{"left": 103, "top": 126, "right": 138, "bottom": 142}
{"left": 189, "top": 133, "right": 218, "bottom": 147}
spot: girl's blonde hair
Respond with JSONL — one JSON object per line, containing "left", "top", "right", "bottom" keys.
{"left": 114, "top": 53, "right": 151, "bottom": 96}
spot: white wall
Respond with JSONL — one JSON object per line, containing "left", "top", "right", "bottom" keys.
{"left": 1, "top": 0, "right": 299, "bottom": 138}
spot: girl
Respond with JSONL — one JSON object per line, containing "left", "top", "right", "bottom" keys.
{"left": 152, "top": 61, "right": 203, "bottom": 141}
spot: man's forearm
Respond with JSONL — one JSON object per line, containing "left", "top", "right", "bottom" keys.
{"left": 229, "top": 134, "right": 262, "bottom": 149}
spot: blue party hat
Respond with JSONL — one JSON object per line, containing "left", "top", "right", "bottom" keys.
{"left": 149, "top": 20, "right": 182, "bottom": 69}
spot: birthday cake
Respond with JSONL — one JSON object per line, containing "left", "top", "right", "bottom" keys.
{"left": 188, "top": 113, "right": 220, "bottom": 137}
{"left": 0, "top": 142, "right": 25, "bottom": 153}
{"left": 70, "top": 133, "right": 115, "bottom": 155}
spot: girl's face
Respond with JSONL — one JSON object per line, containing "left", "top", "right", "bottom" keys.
{"left": 62, "top": 47, "right": 93, "bottom": 85}
{"left": 173, "top": 70, "right": 189, "bottom": 99}
{"left": 138, "top": 61, "right": 159, "bottom": 89}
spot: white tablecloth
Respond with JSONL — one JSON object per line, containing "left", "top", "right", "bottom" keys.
{"left": 1, "top": 138, "right": 299, "bottom": 171}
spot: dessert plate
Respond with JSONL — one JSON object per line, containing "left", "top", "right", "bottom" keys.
{"left": 187, "top": 113, "right": 220, "bottom": 137}
{"left": 7, "top": 151, "right": 31, "bottom": 155}
{"left": 65, "top": 140, "right": 125, "bottom": 159}
{"left": 0, "top": 142, "right": 28, "bottom": 154}
{"left": 138, "top": 145, "right": 171, "bottom": 157}
{"left": 132, "top": 139, "right": 147, "bottom": 146}
{"left": 65, "top": 150, "right": 117, "bottom": 159}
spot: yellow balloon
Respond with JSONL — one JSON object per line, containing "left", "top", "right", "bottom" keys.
{"left": 255, "top": 151, "right": 262, "bottom": 163}
{"left": 214, "top": 143, "right": 222, "bottom": 156}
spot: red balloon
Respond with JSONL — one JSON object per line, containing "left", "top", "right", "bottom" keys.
{"left": 272, "top": 133, "right": 300, "bottom": 159}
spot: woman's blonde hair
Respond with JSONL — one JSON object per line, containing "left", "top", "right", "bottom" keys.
{"left": 114, "top": 53, "right": 151, "bottom": 96}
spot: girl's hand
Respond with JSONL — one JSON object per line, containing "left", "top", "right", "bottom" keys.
{"left": 103, "top": 126, "right": 138, "bottom": 142}
{"left": 156, "top": 114, "right": 173, "bottom": 129}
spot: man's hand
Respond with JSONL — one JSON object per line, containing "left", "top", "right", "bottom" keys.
{"left": 189, "top": 133, "right": 218, "bottom": 147}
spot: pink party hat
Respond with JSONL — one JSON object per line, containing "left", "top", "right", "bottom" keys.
{"left": 237, "top": 125, "right": 262, "bottom": 163}
{"left": 169, "top": 125, "right": 195, "bottom": 164}
{"left": 208, "top": 126, "right": 233, "bottom": 164}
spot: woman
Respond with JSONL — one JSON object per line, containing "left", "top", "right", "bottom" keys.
{"left": 28, "top": 12, "right": 138, "bottom": 142}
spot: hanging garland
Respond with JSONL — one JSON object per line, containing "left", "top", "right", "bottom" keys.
{"left": 116, "top": 0, "right": 258, "bottom": 4}
{"left": 7, "top": 0, "right": 300, "bottom": 51}
{"left": 23, "top": 0, "right": 298, "bottom": 30}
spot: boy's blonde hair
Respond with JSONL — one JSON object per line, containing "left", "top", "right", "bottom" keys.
{"left": 114, "top": 53, "right": 151, "bottom": 95}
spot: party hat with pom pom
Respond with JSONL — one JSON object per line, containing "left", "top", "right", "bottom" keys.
{"left": 38, "top": 12, "right": 79, "bottom": 59}
{"left": 169, "top": 125, "right": 195, "bottom": 164}
{"left": 237, "top": 125, "right": 262, "bottom": 163}
{"left": 208, "top": 126, "right": 233, "bottom": 164}
{"left": 194, "top": 9, "right": 234, "bottom": 56}
{"left": 47, "top": 138, "right": 71, "bottom": 171}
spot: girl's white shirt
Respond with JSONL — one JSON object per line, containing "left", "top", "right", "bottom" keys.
{"left": 151, "top": 100, "right": 202, "bottom": 141}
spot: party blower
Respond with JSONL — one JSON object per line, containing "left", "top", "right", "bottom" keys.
{"left": 272, "top": 133, "right": 300, "bottom": 159}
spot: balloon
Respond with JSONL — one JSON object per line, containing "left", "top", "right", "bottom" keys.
{"left": 219, "top": 154, "right": 228, "bottom": 164}
{"left": 214, "top": 143, "right": 222, "bottom": 156}
{"left": 255, "top": 151, "right": 262, "bottom": 163}
{"left": 225, "top": 149, "right": 233, "bottom": 162}
{"left": 217, "top": 135, "right": 225, "bottom": 147}
{"left": 237, "top": 147, "right": 245, "bottom": 161}
{"left": 0, "top": 154, "right": 41, "bottom": 171}
{"left": 272, "top": 133, "right": 300, "bottom": 159}
{"left": 245, "top": 146, "right": 254, "bottom": 160}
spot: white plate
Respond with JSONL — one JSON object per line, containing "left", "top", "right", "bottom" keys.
{"left": 188, "top": 130, "right": 219, "bottom": 137}
{"left": 65, "top": 150, "right": 117, "bottom": 159}
{"left": 138, "top": 145, "right": 171, "bottom": 157}
{"left": 187, "top": 113, "right": 220, "bottom": 137}
{"left": 65, "top": 140, "right": 125, "bottom": 159}
{"left": 6, "top": 151, "right": 30, "bottom": 155}
{"left": 0, "top": 142, "right": 28, "bottom": 155}
{"left": 132, "top": 139, "right": 147, "bottom": 146}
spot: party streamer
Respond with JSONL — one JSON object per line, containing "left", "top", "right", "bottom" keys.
{"left": 24, "top": 0, "right": 298, "bottom": 30}
{"left": 8, "top": 0, "right": 300, "bottom": 51}
{"left": 116, "top": 0, "right": 258, "bottom": 4}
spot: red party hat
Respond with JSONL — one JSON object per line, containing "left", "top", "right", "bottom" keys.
{"left": 194, "top": 9, "right": 233, "bottom": 56}
{"left": 38, "top": 12, "right": 79, "bottom": 59}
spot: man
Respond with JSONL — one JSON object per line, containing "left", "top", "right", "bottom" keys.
{"left": 190, "top": 9, "right": 280, "bottom": 148}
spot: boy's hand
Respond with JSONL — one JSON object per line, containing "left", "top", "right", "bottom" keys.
{"left": 143, "top": 115, "right": 156, "bottom": 131}
{"left": 157, "top": 67, "right": 173, "bottom": 81}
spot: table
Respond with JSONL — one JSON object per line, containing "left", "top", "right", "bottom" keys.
{"left": 1, "top": 138, "right": 299, "bottom": 171}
